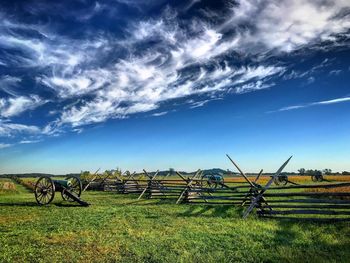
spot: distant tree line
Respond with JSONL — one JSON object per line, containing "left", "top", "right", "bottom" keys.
{"left": 298, "top": 168, "right": 350, "bottom": 176}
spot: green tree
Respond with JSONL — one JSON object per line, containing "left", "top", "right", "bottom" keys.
{"left": 323, "top": 169, "right": 332, "bottom": 175}
{"left": 298, "top": 168, "right": 305, "bottom": 175}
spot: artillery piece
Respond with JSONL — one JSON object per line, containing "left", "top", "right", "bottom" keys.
{"left": 201, "top": 174, "right": 224, "bottom": 188}
{"left": 34, "top": 176, "right": 89, "bottom": 206}
{"left": 273, "top": 174, "right": 289, "bottom": 186}
{"left": 311, "top": 173, "right": 324, "bottom": 182}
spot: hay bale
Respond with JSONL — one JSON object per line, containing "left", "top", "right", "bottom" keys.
{"left": 1, "top": 182, "right": 16, "bottom": 190}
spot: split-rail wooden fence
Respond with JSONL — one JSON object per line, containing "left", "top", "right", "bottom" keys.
{"left": 82, "top": 155, "right": 350, "bottom": 221}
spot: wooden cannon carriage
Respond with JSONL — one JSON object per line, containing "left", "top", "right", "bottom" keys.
{"left": 34, "top": 176, "right": 89, "bottom": 206}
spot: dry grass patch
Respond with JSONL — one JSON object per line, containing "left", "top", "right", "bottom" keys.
{"left": 306, "top": 186, "right": 350, "bottom": 200}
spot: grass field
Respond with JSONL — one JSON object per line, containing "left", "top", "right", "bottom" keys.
{"left": 1, "top": 178, "right": 350, "bottom": 263}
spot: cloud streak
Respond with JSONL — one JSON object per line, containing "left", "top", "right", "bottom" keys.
{"left": 0, "top": 122, "right": 41, "bottom": 137}
{"left": 273, "top": 96, "right": 350, "bottom": 112}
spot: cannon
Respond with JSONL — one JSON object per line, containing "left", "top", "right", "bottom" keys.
{"left": 201, "top": 174, "right": 224, "bottom": 188}
{"left": 34, "top": 176, "right": 89, "bottom": 206}
{"left": 311, "top": 174, "right": 324, "bottom": 182}
{"left": 273, "top": 174, "right": 288, "bottom": 186}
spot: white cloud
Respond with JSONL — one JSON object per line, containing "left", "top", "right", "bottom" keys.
{"left": 189, "top": 100, "right": 211, "bottom": 109}
{"left": 0, "top": 13, "right": 107, "bottom": 72}
{"left": 152, "top": 111, "right": 168, "bottom": 117}
{"left": 0, "top": 95, "right": 46, "bottom": 118}
{"left": 0, "top": 122, "right": 41, "bottom": 137}
{"left": 0, "top": 143, "right": 11, "bottom": 149}
{"left": 40, "top": 68, "right": 111, "bottom": 98}
{"left": 19, "top": 139, "right": 42, "bottom": 144}
{"left": 275, "top": 105, "right": 306, "bottom": 112}
{"left": 234, "top": 66, "right": 284, "bottom": 84}
{"left": 234, "top": 80, "right": 274, "bottom": 94}
{"left": 273, "top": 96, "right": 350, "bottom": 112}
{"left": 54, "top": 62, "right": 282, "bottom": 127}
{"left": 225, "top": 0, "right": 350, "bottom": 53}
{"left": 316, "top": 97, "right": 350, "bottom": 105}
{"left": 329, "top": 69, "right": 342, "bottom": 76}
{"left": 183, "top": 0, "right": 201, "bottom": 12}
{"left": 0, "top": 75, "right": 21, "bottom": 96}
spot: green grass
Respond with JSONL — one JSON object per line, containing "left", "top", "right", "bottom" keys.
{"left": 1, "top": 182, "right": 350, "bottom": 263}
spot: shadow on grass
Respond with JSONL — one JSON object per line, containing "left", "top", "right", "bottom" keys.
{"left": 177, "top": 204, "right": 245, "bottom": 218}
{"left": 0, "top": 202, "right": 38, "bottom": 207}
{"left": 0, "top": 201, "right": 87, "bottom": 207}
{"left": 125, "top": 198, "right": 176, "bottom": 206}
{"left": 54, "top": 203, "right": 88, "bottom": 207}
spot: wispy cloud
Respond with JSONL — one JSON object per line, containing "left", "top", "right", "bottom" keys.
{"left": 233, "top": 81, "right": 275, "bottom": 94}
{"left": 329, "top": 69, "right": 342, "bottom": 76}
{"left": 272, "top": 96, "right": 350, "bottom": 112}
{"left": 19, "top": 139, "right": 42, "bottom": 144}
{"left": 0, "top": 122, "right": 41, "bottom": 137}
{"left": 0, "top": 95, "right": 47, "bottom": 118}
{"left": 0, "top": 75, "right": 22, "bottom": 96}
{"left": 0, "top": 143, "right": 12, "bottom": 149}
{"left": 316, "top": 97, "right": 350, "bottom": 105}
{"left": 152, "top": 111, "right": 168, "bottom": 117}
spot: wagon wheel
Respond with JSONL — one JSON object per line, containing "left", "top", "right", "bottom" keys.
{"left": 61, "top": 176, "right": 82, "bottom": 202}
{"left": 34, "top": 176, "right": 55, "bottom": 205}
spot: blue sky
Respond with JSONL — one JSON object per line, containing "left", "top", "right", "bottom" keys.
{"left": 0, "top": 0, "right": 350, "bottom": 174}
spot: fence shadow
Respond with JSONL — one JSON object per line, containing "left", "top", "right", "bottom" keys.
{"left": 177, "top": 204, "right": 244, "bottom": 218}
{"left": 125, "top": 198, "right": 176, "bottom": 206}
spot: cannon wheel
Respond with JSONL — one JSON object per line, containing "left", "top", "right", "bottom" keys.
{"left": 35, "top": 176, "right": 55, "bottom": 205}
{"left": 61, "top": 176, "right": 82, "bottom": 202}
{"left": 201, "top": 175, "right": 217, "bottom": 188}
{"left": 311, "top": 175, "right": 324, "bottom": 182}
{"left": 206, "top": 176, "right": 217, "bottom": 188}
{"left": 279, "top": 175, "right": 288, "bottom": 186}
{"left": 206, "top": 176, "right": 225, "bottom": 188}
{"left": 274, "top": 175, "right": 288, "bottom": 186}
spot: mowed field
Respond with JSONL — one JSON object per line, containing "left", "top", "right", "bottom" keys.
{"left": 1, "top": 177, "right": 350, "bottom": 263}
